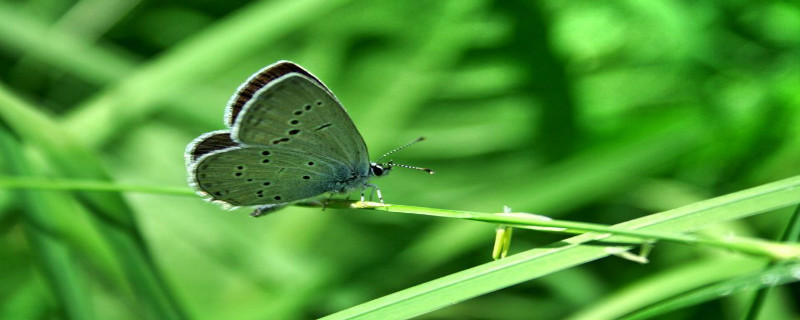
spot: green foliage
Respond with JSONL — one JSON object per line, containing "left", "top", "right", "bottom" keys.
{"left": 0, "top": 0, "right": 799, "bottom": 319}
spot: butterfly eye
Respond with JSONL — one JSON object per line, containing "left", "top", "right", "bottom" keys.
{"left": 370, "top": 163, "right": 391, "bottom": 177}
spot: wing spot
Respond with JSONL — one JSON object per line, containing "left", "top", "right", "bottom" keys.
{"left": 315, "top": 123, "right": 332, "bottom": 131}
{"left": 290, "top": 119, "right": 299, "bottom": 125}
{"left": 234, "top": 172, "right": 243, "bottom": 177}
{"left": 262, "top": 159, "right": 270, "bottom": 163}
{"left": 288, "top": 129, "right": 300, "bottom": 135}
{"left": 261, "top": 151, "right": 271, "bottom": 156}
{"left": 236, "top": 165, "right": 244, "bottom": 170}
{"left": 307, "top": 162, "right": 314, "bottom": 166}
{"left": 302, "top": 175, "right": 310, "bottom": 180}
{"left": 256, "top": 190, "right": 263, "bottom": 195}
{"left": 274, "top": 196, "right": 282, "bottom": 201}
{"left": 272, "top": 137, "right": 290, "bottom": 145}
{"left": 305, "top": 104, "right": 312, "bottom": 111}
{"left": 246, "top": 178, "right": 253, "bottom": 182}
{"left": 262, "top": 181, "right": 271, "bottom": 186}
{"left": 315, "top": 101, "right": 323, "bottom": 106}
{"left": 294, "top": 110, "right": 303, "bottom": 116}
{"left": 214, "top": 191, "right": 222, "bottom": 196}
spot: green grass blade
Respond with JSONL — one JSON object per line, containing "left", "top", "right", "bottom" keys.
{"left": 0, "top": 130, "right": 96, "bottom": 319}
{"left": 25, "top": 228, "right": 97, "bottom": 320}
{"left": 0, "top": 83, "right": 186, "bottom": 319}
{"left": 620, "top": 262, "right": 800, "bottom": 320}
{"left": 64, "top": 0, "right": 351, "bottom": 148}
{"left": 0, "top": 274, "right": 49, "bottom": 319}
{"left": 743, "top": 204, "right": 800, "bottom": 320}
{"left": 0, "top": 2, "right": 135, "bottom": 84}
{"left": 322, "top": 175, "right": 800, "bottom": 319}
{"left": 0, "top": 176, "right": 194, "bottom": 196}
{"left": 566, "top": 258, "right": 765, "bottom": 320}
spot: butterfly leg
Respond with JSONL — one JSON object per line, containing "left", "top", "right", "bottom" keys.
{"left": 365, "top": 184, "right": 384, "bottom": 203}
{"left": 251, "top": 203, "right": 287, "bottom": 217}
{"left": 322, "top": 193, "right": 336, "bottom": 211}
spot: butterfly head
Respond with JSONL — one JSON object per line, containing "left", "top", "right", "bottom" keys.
{"left": 371, "top": 161, "right": 434, "bottom": 177}
{"left": 371, "top": 137, "right": 435, "bottom": 177}
{"left": 369, "top": 162, "right": 392, "bottom": 177}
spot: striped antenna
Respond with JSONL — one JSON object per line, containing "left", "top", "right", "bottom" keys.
{"left": 387, "top": 161, "right": 435, "bottom": 174}
{"left": 376, "top": 137, "right": 434, "bottom": 174}
{"left": 377, "top": 137, "right": 426, "bottom": 162}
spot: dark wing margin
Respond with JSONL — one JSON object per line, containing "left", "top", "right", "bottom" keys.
{"left": 185, "top": 130, "right": 239, "bottom": 163}
{"left": 224, "top": 61, "right": 331, "bottom": 127}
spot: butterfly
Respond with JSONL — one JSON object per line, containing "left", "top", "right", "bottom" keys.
{"left": 185, "top": 61, "right": 432, "bottom": 216}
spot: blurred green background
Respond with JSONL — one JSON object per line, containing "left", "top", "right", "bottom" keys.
{"left": 1, "top": 0, "right": 799, "bottom": 319}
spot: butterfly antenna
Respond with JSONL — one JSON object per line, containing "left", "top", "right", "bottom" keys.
{"left": 376, "top": 137, "right": 434, "bottom": 174}
{"left": 377, "top": 137, "right": 426, "bottom": 162}
{"left": 387, "top": 161, "right": 435, "bottom": 175}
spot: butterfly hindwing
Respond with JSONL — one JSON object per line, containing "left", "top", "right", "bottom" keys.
{"left": 185, "top": 130, "right": 239, "bottom": 164}
{"left": 191, "top": 146, "right": 350, "bottom": 206}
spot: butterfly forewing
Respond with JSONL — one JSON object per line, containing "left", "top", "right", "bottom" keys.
{"left": 232, "top": 73, "right": 370, "bottom": 172}
{"left": 225, "top": 61, "right": 331, "bottom": 127}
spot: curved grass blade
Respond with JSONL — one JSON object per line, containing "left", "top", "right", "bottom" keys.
{"left": 620, "top": 262, "right": 800, "bottom": 320}
{"left": 0, "top": 130, "right": 96, "bottom": 319}
{"left": 0, "top": 83, "right": 186, "bottom": 319}
{"left": 322, "top": 175, "right": 800, "bottom": 319}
